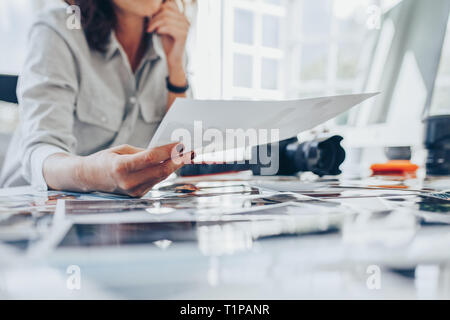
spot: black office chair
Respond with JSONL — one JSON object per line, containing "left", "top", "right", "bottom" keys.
{"left": 0, "top": 74, "right": 18, "bottom": 104}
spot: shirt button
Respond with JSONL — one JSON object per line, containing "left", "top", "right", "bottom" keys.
{"left": 101, "top": 116, "right": 107, "bottom": 123}
{"left": 129, "top": 96, "right": 137, "bottom": 104}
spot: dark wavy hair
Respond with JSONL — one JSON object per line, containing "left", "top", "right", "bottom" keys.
{"left": 66, "top": 0, "right": 117, "bottom": 53}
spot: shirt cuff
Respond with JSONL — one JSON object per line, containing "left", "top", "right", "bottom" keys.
{"left": 30, "top": 145, "right": 68, "bottom": 191}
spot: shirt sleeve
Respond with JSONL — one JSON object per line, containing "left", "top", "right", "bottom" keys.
{"left": 30, "top": 145, "right": 69, "bottom": 191}
{"left": 17, "top": 23, "right": 79, "bottom": 189}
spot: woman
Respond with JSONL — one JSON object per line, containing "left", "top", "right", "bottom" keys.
{"left": 0, "top": 0, "right": 195, "bottom": 197}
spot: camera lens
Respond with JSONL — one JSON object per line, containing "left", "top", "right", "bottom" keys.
{"left": 263, "top": 135, "right": 346, "bottom": 176}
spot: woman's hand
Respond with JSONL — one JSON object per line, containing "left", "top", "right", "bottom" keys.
{"left": 147, "top": 1, "right": 190, "bottom": 85}
{"left": 43, "top": 143, "right": 194, "bottom": 197}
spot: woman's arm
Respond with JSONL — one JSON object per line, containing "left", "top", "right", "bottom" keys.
{"left": 43, "top": 143, "right": 194, "bottom": 197}
{"left": 18, "top": 23, "right": 80, "bottom": 190}
{"left": 148, "top": 1, "right": 190, "bottom": 110}
{"left": 167, "top": 64, "right": 188, "bottom": 109}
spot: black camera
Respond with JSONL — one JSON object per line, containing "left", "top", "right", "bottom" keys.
{"left": 250, "top": 135, "right": 345, "bottom": 176}
{"left": 424, "top": 115, "right": 450, "bottom": 176}
{"left": 179, "top": 135, "right": 346, "bottom": 177}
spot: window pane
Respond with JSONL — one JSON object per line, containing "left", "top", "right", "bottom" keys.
{"left": 301, "top": 0, "right": 332, "bottom": 37}
{"left": 299, "top": 44, "right": 328, "bottom": 81}
{"left": 334, "top": 0, "right": 369, "bottom": 38}
{"left": 234, "top": 9, "right": 254, "bottom": 45}
{"left": 262, "top": 15, "right": 280, "bottom": 48}
{"left": 336, "top": 14, "right": 366, "bottom": 39}
{"left": 333, "top": 89, "right": 354, "bottom": 125}
{"left": 264, "top": 0, "right": 282, "bottom": 5}
{"left": 233, "top": 54, "right": 253, "bottom": 88}
{"left": 261, "top": 58, "right": 279, "bottom": 89}
{"left": 297, "top": 89, "right": 326, "bottom": 98}
{"left": 337, "top": 42, "right": 362, "bottom": 80}
{"left": 335, "top": 112, "right": 350, "bottom": 125}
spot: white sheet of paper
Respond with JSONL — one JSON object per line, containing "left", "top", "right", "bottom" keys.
{"left": 148, "top": 93, "right": 378, "bottom": 153}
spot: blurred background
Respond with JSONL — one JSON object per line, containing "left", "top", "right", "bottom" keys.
{"left": 1, "top": 0, "right": 449, "bottom": 175}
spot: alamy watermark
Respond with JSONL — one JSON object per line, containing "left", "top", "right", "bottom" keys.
{"left": 66, "top": 4, "right": 381, "bottom": 31}
{"left": 366, "top": 5, "right": 382, "bottom": 30}
{"left": 169, "top": 121, "right": 281, "bottom": 175}
{"left": 366, "top": 265, "right": 381, "bottom": 290}
{"left": 66, "top": 265, "right": 81, "bottom": 290}
{"left": 66, "top": 5, "right": 81, "bottom": 30}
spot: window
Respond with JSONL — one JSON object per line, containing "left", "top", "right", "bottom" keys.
{"left": 218, "top": 0, "right": 379, "bottom": 125}
{"left": 222, "top": 0, "right": 286, "bottom": 100}
{"left": 195, "top": 0, "right": 396, "bottom": 106}
{"left": 287, "top": 0, "right": 373, "bottom": 100}
{"left": 233, "top": 53, "right": 253, "bottom": 88}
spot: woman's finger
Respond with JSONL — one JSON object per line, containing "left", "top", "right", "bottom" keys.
{"left": 163, "top": 0, "right": 182, "bottom": 13}
{"left": 155, "top": 25, "right": 187, "bottom": 40}
{"left": 126, "top": 173, "right": 167, "bottom": 198}
{"left": 149, "top": 8, "right": 179, "bottom": 27}
{"left": 150, "top": 21, "right": 189, "bottom": 38}
{"left": 148, "top": 10, "right": 187, "bottom": 33}
{"left": 111, "top": 144, "right": 145, "bottom": 155}
{"left": 120, "top": 151, "right": 195, "bottom": 194}
{"left": 148, "top": 18, "right": 164, "bottom": 33}
{"left": 134, "top": 150, "right": 194, "bottom": 182}
{"left": 127, "top": 184, "right": 154, "bottom": 198}
{"left": 148, "top": 3, "right": 189, "bottom": 30}
{"left": 161, "top": 151, "right": 195, "bottom": 173}
{"left": 125, "top": 142, "right": 184, "bottom": 171}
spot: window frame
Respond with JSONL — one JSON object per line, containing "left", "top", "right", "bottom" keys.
{"left": 222, "top": 0, "right": 286, "bottom": 100}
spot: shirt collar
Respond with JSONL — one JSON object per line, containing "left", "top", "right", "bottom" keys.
{"left": 104, "top": 31, "right": 163, "bottom": 63}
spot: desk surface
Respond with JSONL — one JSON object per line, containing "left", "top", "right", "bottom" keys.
{"left": 0, "top": 172, "right": 449, "bottom": 299}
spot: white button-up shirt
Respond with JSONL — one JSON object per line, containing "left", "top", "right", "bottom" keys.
{"left": 0, "top": 6, "right": 187, "bottom": 189}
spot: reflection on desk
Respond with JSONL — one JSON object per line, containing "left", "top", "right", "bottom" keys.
{"left": 0, "top": 173, "right": 449, "bottom": 299}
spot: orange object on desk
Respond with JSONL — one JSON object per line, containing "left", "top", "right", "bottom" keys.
{"left": 370, "top": 160, "right": 419, "bottom": 175}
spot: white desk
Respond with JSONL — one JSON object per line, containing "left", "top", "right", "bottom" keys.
{"left": 1, "top": 176, "right": 450, "bottom": 299}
